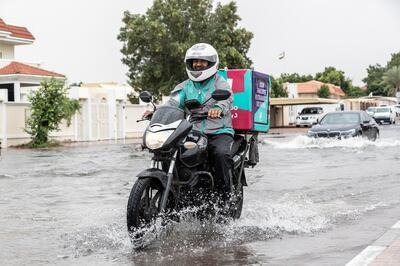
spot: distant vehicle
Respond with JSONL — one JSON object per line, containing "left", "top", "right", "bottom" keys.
{"left": 296, "top": 107, "right": 324, "bottom": 127}
{"left": 393, "top": 105, "right": 400, "bottom": 117}
{"left": 366, "top": 106, "right": 377, "bottom": 117}
{"left": 307, "top": 111, "right": 379, "bottom": 141}
{"left": 373, "top": 107, "right": 396, "bottom": 124}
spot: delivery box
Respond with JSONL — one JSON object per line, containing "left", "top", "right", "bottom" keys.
{"left": 218, "top": 69, "right": 270, "bottom": 133}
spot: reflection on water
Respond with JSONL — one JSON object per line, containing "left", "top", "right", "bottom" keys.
{"left": 0, "top": 126, "right": 400, "bottom": 265}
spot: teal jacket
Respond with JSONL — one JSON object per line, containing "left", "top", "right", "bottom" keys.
{"left": 165, "top": 74, "right": 234, "bottom": 135}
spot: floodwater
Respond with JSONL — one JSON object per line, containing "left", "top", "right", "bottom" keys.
{"left": 1, "top": 125, "right": 400, "bottom": 266}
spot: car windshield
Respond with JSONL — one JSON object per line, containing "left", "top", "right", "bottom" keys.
{"left": 150, "top": 106, "right": 185, "bottom": 125}
{"left": 320, "top": 113, "right": 360, "bottom": 125}
{"left": 367, "top": 107, "right": 376, "bottom": 112}
{"left": 375, "top": 108, "right": 389, "bottom": 113}
{"left": 301, "top": 108, "right": 321, "bottom": 114}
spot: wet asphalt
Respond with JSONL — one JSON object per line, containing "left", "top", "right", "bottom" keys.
{"left": 0, "top": 124, "right": 400, "bottom": 266}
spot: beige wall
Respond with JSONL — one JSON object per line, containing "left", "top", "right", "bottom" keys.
{"left": 298, "top": 93, "right": 318, "bottom": 98}
{"left": 0, "top": 102, "right": 156, "bottom": 147}
{"left": 125, "top": 104, "right": 150, "bottom": 139}
{"left": 0, "top": 101, "right": 4, "bottom": 145}
{"left": 298, "top": 93, "right": 341, "bottom": 100}
{"left": 0, "top": 42, "right": 15, "bottom": 60}
{"left": 3, "top": 103, "right": 77, "bottom": 146}
{"left": 6, "top": 103, "right": 30, "bottom": 140}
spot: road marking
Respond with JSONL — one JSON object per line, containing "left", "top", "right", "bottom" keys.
{"left": 345, "top": 245, "right": 386, "bottom": 266}
{"left": 392, "top": 221, "right": 400, "bottom": 229}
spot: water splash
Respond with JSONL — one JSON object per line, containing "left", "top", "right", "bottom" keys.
{"left": 61, "top": 194, "right": 398, "bottom": 260}
{"left": 263, "top": 135, "right": 400, "bottom": 150}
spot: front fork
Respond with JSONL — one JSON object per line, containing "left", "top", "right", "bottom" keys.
{"left": 160, "top": 150, "right": 178, "bottom": 211}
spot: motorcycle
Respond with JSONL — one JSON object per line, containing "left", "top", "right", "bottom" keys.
{"left": 127, "top": 89, "right": 258, "bottom": 238}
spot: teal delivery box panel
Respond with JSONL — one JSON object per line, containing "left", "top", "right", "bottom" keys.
{"left": 218, "top": 69, "right": 270, "bottom": 133}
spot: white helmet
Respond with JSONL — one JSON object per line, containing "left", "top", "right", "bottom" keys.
{"left": 184, "top": 43, "right": 219, "bottom": 82}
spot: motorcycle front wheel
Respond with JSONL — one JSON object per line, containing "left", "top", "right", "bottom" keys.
{"left": 127, "top": 178, "right": 163, "bottom": 234}
{"left": 230, "top": 183, "right": 243, "bottom": 219}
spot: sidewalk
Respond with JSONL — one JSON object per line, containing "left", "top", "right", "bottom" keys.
{"left": 267, "top": 126, "right": 309, "bottom": 135}
{"left": 346, "top": 221, "right": 400, "bottom": 266}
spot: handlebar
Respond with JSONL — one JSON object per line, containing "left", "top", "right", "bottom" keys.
{"left": 136, "top": 118, "right": 150, "bottom": 123}
{"left": 189, "top": 110, "right": 223, "bottom": 123}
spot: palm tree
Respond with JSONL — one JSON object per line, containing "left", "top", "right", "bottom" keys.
{"left": 383, "top": 66, "right": 400, "bottom": 96}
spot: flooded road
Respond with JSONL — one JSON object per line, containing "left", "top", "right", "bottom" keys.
{"left": 1, "top": 125, "right": 400, "bottom": 266}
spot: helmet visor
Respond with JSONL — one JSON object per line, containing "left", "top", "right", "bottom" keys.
{"left": 186, "top": 59, "right": 216, "bottom": 72}
{"left": 185, "top": 54, "right": 217, "bottom": 62}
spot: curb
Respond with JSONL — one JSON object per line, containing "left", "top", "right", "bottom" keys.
{"left": 345, "top": 221, "right": 400, "bottom": 265}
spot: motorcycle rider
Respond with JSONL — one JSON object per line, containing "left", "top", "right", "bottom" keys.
{"left": 143, "top": 43, "right": 234, "bottom": 203}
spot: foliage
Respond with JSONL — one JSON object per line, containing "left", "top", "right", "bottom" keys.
{"left": 317, "top": 84, "right": 330, "bottom": 98}
{"left": 127, "top": 92, "right": 140, "bottom": 104}
{"left": 315, "top": 67, "right": 352, "bottom": 95}
{"left": 25, "top": 78, "right": 81, "bottom": 147}
{"left": 270, "top": 73, "right": 313, "bottom": 98}
{"left": 270, "top": 76, "right": 288, "bottom": 98}
{"left": 363, "top": 51, "right": 400, "bottom": 96}
{"left": 347, "top": 86, "right": 367, "bottom": 97}
{"left": 118, "top": 0, "right": 253, "bottom": 97}
{"left": 363, "top": 64, "right": 386, "bottom": 95}
{"left": 383, "top": 66, "right": 400, "bottom": 96}
{"left": 279, "top": 73, "right": 314, "bottom": 83}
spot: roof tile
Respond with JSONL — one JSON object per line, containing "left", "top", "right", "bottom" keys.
{"left": 0, "top": 18, "right": 35, "bottom": 40}
{"left": 0, "top": 61, "right": 64, "bottom": 77}
{"left": 297, "top": 80, "right": 345, "bottom": 96}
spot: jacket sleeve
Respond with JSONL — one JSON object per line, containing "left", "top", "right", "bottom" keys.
{"left": 164, "top": 82, "right": 186, "bottom": 109}
{"left": 213, "top": 76, "right": 233, "bottom": 115}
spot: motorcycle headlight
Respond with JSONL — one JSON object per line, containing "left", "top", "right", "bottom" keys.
{"left": 145, "top": 130, "right": 174, "bottom": 150}
{"left": 340, "top": 129, "right": 356, "bottom": 136}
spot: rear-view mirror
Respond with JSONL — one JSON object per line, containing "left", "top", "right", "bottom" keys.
{"left": 139, "top": 91, "right": 152, "bottom": 103}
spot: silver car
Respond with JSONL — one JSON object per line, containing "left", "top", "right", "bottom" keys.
{"left": 366, "top": 106, "right": 377, "bottom": 117}
{"left": 373, "top": 107, "right": 396, "bottom": 124}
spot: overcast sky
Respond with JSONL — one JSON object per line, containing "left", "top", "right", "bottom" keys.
{"left": 1, "top": 0, "right": 399, "bottom": 86}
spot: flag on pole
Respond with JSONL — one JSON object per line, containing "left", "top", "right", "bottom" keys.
{"left": 278, "top": 51, "right": 285, "bottom": 60}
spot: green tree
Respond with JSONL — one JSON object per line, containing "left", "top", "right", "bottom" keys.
{"left": 315, "top": 66, "right": 352, "bottom": 95}
{"left": 280, "top": 73, "right": 314, "bottom": 83}
{"left": 347, "top": 86, "right": 367, "bottom": 97}
{"left": 25, "top": 78, "right": 81, "bottom": 147}
{"left": 127, "top": 92, "right": 139, "bottom": 104}
{"left": 270, "top": 73, "right": 313, "bottom": 98}
{"left": 118, "top": 0, "right": 253, "bottom": 97}
{"left": 363, "top": 51, "right": 400, "bottom": 96}
{"left": 383, "top": 66, "right": 400, "bottom": 96}
{"left": 317, "top": 84, "right": 330, "bottom": 98}
{"left": 386, "top": 52, "right": 400, "bottom": 70}
{"left": 270, "top": 76, "right": 288, "bottom": 98}
{"left": 363, "top": 64, "right": 386, "bottom": 95}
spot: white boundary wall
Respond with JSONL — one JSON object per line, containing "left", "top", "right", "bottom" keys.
{"left": 0, "top": 100, "right": 152, "bottom": 148}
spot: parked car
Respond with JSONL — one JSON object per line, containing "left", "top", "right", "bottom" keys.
{"left": 366, "top": 106, "right": 377, "bottom": 117}
{"left": 307, "top": 111, "right": 379, "bottom": 141}
{"left": 295, "top": 107, "right": 324, "bottom": 127}
{"left": 373, "top": 107, "right": 396, "bottom": 124}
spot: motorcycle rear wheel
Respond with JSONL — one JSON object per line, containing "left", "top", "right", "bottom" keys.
{"left": 127, "top": 178, "right": 163, "bottom": 234}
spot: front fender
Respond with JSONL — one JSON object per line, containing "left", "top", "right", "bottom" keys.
{"left": 137, "top": 168, "right": 168, "bottom": 189}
